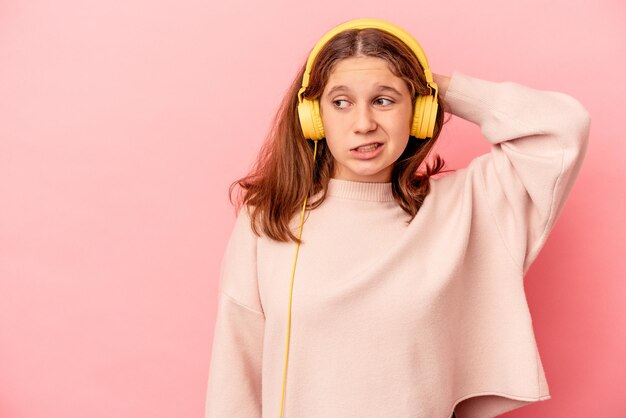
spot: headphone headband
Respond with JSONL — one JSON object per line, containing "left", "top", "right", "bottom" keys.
{"left": 297, "top": 18, "right": 437, "bottom": 104}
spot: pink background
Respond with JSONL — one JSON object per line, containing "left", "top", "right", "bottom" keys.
{"left": 0, "top": 1, "right": 624, "bottom": 417}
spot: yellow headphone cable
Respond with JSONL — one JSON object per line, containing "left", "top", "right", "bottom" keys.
{"left": 278, "top": 139, "right": 319, "bottom": 418}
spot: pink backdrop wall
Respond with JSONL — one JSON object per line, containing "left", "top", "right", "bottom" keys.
{"left": 1, "top": 1, "right": 624, "bottom": 417}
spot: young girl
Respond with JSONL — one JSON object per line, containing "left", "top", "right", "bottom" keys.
{"left": 205, "top": 18, "right": 591, "bottom": 418}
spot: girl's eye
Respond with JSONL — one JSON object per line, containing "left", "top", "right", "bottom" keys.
{"left": 332, "top": 97, "right": 394, "bottom": 109}
{"left": 333, "top": 99, "right": 349, "bottom": 109}
{"left": 375, "top": 98, "right": 394, "bottom": 106}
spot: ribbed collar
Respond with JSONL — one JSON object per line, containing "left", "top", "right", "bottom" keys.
{"left": 326, "top": 178, "right": 394, "bottom": 202}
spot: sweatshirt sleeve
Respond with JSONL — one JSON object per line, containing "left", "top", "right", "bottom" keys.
{"left": 205, "top": 205, "right": 264, "bottom": 417}
{"left": 444, "top": 71, "right": 591, "bottom": 275}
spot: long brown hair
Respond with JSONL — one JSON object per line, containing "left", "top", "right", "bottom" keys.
{"left": 229, "top": 27, "right": 454, "bottom": 244}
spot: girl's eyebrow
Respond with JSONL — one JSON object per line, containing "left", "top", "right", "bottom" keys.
{"left": 326, "top": 84, "right": 402, "bottom": 96}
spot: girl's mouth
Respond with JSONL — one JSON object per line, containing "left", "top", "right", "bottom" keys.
{"left": 351, "top": 142, "right": 384, "bottom": 159}
{"left": 352, "top": 142, "right": 381, "bottom": 152}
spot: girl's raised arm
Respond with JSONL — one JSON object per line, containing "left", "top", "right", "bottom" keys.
{"left": 443, "top": 71, "right": 591, "bottom": 274}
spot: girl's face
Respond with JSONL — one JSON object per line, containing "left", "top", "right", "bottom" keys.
{"left": 319, "top": 56, "right": 413, "bottom": 183}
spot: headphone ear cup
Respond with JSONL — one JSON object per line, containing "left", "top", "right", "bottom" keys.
{"left": 421, "top": 95, "right": 433, "bottom": 139}
{"left": 298, "top": 97, "right": 325, "bottom": 140}
{"left": 311, "top": 99, "right": 325, "bottom": 140}
{"left": 422, "top": 95, "right": 438, "bottom": 139}
{"left": 411, "top": 95, "right": 426, "bottom": 139}
{"left": 411, "top": 94, "right": 438, "bottom": 139}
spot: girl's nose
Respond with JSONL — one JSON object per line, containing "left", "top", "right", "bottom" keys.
{"left": 353, "top": 105, "right": 377, "bottom": 133}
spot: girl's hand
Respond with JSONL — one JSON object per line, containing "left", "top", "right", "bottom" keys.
{"left": 432, "top": 73, "right": 451, "bottom": 100}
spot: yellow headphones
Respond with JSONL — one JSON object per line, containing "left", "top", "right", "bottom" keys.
{"left": 296, "top": 17, "right": 440, "bottom": 141}
{"left": 279, "top": 18, "right": 439, "bottom": 417}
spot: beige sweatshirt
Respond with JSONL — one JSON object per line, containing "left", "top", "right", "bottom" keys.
{"left": 205, "top": 71, "right": 591, "bottom": 418}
